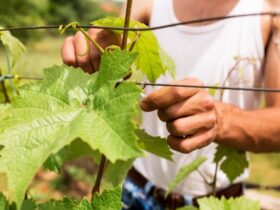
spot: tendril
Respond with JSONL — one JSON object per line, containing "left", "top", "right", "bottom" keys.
{"left": 59, "top": 22, "right": 105, "bottom": 55}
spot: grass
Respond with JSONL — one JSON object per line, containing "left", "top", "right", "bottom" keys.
{"left": 248, "top": 153, "right": 280, "bottom": 197}
{"left": 0, "top": 36, "right": 63, "bottom": 102}
{"left": 14, "top": 36, "right": 63, "bottom": 78}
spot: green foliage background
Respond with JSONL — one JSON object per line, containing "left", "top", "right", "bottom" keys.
{"left": 0, "top": 0, "right": 119, "bottom": 41}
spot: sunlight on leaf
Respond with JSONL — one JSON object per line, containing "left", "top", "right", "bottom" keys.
{"left": 214, "top": 145, "right": 248, "bottom": 182}
{"left": 166, "top": 156, "right": 206, "bottom": 197}
{"left": 0, "top": 27, "right": 26, "bottom": 67}
{"left": 198, "top": 196, "right": 260, "bottom": 210}
{"left": 91, "top": 17, "right": 176, "bottom": 82}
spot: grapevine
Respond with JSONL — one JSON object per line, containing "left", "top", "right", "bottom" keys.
{"left": 0, "top": 1, "right": 262, "bottom": 210}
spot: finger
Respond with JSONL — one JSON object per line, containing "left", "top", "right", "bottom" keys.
{"left": 166, "top": 112, "right": 216, "bottom": 136}
{"left": 88, "top": 29, "right": 120, "bottom": 71}
{"left": 88, "top": 29, "right": 102, "bottom": 72}
{"left": 167, "top": 128, "right": 216, "bottom": 153}
{"left": 61, "top": 36, "right": 77, "bottom": 67}
{"left": 140, "top": 78, "right": 203, "bottom": 112}
{"left": 74, "top": 31, "right": 95, "bottom": 73}
{"left": 96, "top": 29, "right": 120, "bottom": 49}
{"left": 158, "top": 91, "right": 214, "bottom": 122}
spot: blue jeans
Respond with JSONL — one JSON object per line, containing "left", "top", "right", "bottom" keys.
{"left": 122, "top": 178, "right": 193, "bottom": 210}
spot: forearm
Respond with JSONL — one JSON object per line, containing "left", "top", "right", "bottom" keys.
{"left": 215, "top": 102, "right": 280, "bottom": 152}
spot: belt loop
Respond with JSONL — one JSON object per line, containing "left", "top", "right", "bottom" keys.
{"left": 183, "top": 194, "right": 193, "bottom": 206}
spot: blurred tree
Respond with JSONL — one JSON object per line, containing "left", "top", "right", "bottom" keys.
{"left": 45, "top": 0, "right": 108, "bottom": 25}
{"left": 0, "top": 0, "right": 118, "bottom": 41}
{"left": 0, "top": 0, "right": 46, "bottom": 41}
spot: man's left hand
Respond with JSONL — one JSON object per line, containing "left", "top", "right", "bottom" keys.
{"left": 140, "top": 78, "right": 220, "bottom": 153}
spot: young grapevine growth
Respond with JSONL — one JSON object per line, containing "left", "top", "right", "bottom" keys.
{"left": 0, "top": 9, "right": 259, "bottom": 210}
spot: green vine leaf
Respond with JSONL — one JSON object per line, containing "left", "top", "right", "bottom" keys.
{"left": 91, "top": 17, "right": 175, "bottom": 82}
{"left": 0, "top": 49, "right": 144, "bottom": 208}
{"left": 39, "top": 65, "right": 97, "bottom": 106}
{"left": 91, "top": 186, "right": 122, "bottom": 210}
{"left": 38, "top": 198, "right": 92, "bottom": 210}
{"left": 0, "top": 89, "right": 84, "bottom": 207}
{"left": 0, "top": 193, "right": 9, "bottom": 210}
{"left": 85, "top": 49, "right": 144, "bottom": 162}
{"left": 104, "top": 159, "right": 134, "bottom": 187}
{"left": 44, "top": 139, "right": 100, "bottom": 173}
{"left": 21, "top": 199, "right": 36, "bottom": 210}
{"left": 159, "top": 47, "right": 176, "bottom": 78}
{"left": 0, "top": 27, "right": 26, "bottom": 67}
{"left": 0, "top": 104, "right": 9, "bottom": 117}
{"left": 136, "top": 129, "right": 173, "bottom": 161}
{"left": 165, "top": 156, "right": 206, "bottom": 196}
{"left": 197, "top": 196, "right": 260, "bottom": 210}
{"left": 214, "top": 145, "right": 248, "bottom": 182}
{"left": 37, "top": 187, "right": 122, "bottom": 210}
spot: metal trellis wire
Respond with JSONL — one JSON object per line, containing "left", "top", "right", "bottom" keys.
{"left": 0, "top": 12, "right": 279, "bottom": 32}
{"left": 1, "top": 12, "right": 280, "bottom": 93}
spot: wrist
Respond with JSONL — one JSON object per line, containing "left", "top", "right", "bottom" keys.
{"left": 213, "top": 101, "right": 242, "bottom": 144}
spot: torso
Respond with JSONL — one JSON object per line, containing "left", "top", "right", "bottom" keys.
{"left": 133, "top": 0, "right": 272, "bottom": 196}
{"left": 134, "top": 0, "right": 273, "bottom": 49}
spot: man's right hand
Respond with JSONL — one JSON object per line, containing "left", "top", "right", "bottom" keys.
{"left": 61, "top": 29, "right": 120, "bottom": 73}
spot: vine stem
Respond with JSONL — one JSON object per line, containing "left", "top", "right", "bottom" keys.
{"left": 197, "top": 169, "right": 212, "bottom": 187}
{"left": 211, "top": 57, "right": 257, "bottom": 195}
{"left": 0, "top": 70, "right": 10, "bottom": 103}
{"left": 219, "top": 58, "right": 251, "bottom": 101}
{"left": 92, "top": 1, "right": 133, "bottom": 198}
{"left": 91, "top": 155, "right": 107, "bottom": 199}
{"left": 121, "top": 0, "right": 133, "bottom": 49}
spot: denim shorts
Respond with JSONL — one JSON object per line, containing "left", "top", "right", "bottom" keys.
{"left": 121, "top": 177, "right": 193, "bottom": 210}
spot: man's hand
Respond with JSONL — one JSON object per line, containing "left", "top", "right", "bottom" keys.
{"left": 61, "top": 29, "right": 119, "bottom": 73}
{"left": 140, "top": 78, "right": 220, "bottom": 153}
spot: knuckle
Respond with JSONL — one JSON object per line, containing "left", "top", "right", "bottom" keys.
{"left": 90, "top": 49, "right": 101, "bottom": 60}
{"left": 158, "top": 106, "right": 176, "bottom": 121}
{"left": 167, "top": 120, "right": 184, "bottom": 136}
{"left": 77, "top": 55, "right": 90, "bottom": 66}
{"left": 203, "top": 96, "right": 214, "bottom": 110}
{"left": 99, "top": 29, "right": 113, "bottom": 39}
{"left": 88, "top": 28, "right": 100, "bottom": 36}
{"left": 172, "top": 87, "right": 184, "bottom": 99}
{"left": 208, "top": 112, "right": 217, "bottom": 124}
{"left": 157, "top": 109, "right": 168, "bottom": 122}
{"left": 180, "top": 141, "right": 193, "bottom": 153}
{"left": 197, "top": 91, "right": 214, "bottom": 111}
{"left": 98, "top": 30, "right": 119, "bottom": 46}
{"left": 204, "top": 129, "right": 216, "bottom": 142}
{"left": 166, "top": 136, "right": 176, "bottom": 149}
{"left": 63, "top": 57, "right": 76, "bottom": 66}
{"left": 167, "top": 136, "right": 194, "bottom": 154}
{"left": 166, "top": 136, "right": 184, "bottom": 152}
{"left": 172, "top": 121, "right": 182, "bottom": 134}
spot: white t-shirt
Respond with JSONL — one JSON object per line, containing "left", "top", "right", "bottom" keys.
{"left": 134, "top": 0, "right": 264, "bottom": 196}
